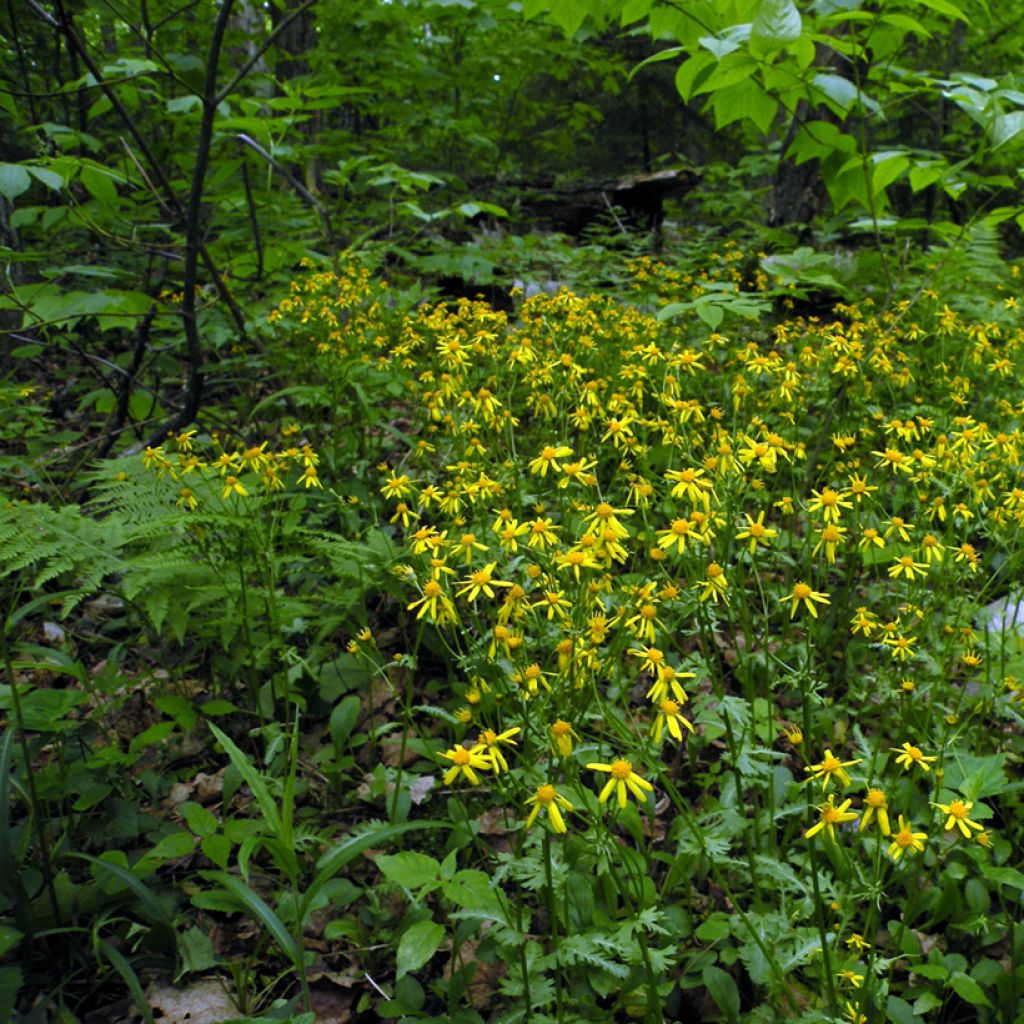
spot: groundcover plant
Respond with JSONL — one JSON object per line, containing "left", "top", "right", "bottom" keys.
{"left": 3, "top": 253, "right": 1024, "bottom": 1024}
{"left": 174, "top": 253, "right": 1021, "bottom": 1023}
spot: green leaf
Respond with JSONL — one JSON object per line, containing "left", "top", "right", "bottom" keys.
{"left": 302, "top": 820, "right": 449, "bottom": 922}
{"left": 814, "top": 73, "right": 860, "bottom": 113}
{"left": 201, "top": 871, "right": 301, "bottom": 968}
{"left": 915, "top": 0, "right": 968, "bottom": 21}
{"left": 208, "top": 722, "right": 281, "bottom": 835}
{"left": 0, "top": 926, "right": 23, "bottom": 958}
{"left": 886, "top": 995, "right": 921, "bottom": 1024}
{"left": 0, "top": 164, "right": 31, "bottom": 202}
{"left": 872, "top": 153, "right": 910, "bottom": 195}
{"left": 180, "top": 801, "right": 219, "bottom": 838}
{"left": 27, "top": 166, "right": 65, "bottom": 191}
{"left": 80, "top": 165, "right": 119, "bottom": 206}
{"left": 703, "top": 965, "right": 740, "bottom": 1020}
{"left": 751, "top": 0, "right": 802, "bottom": 46}
{"left": 698, "top": 53, "right": 758, "bottom": 94}
{"left": 97, "top": 939, "right": 154, "bottom": 1024}
{"left": 376, "top": 851, "right": 442, "bottom": 889}
{"left": 167, "top": 95, "right": 201, "bottom": 114}
{"left": 548, "top": 0, "right": 590, "bottom": 37}
{"left": 330, "top": 694, "right": 362, "bottom": 752}
{"left": 674, "top": 51, "right": 715, "bottom": 102}
{"left": 992, "top": 111, "right": 1024, "bottom": 149}
{"left": 946, "top": 972, "right": 992, "bottom": 1008}
{"left": 73, "top": 853, "right": 176, "bottom": 928}
{"left": 396, "top": 919, "right": 445, "bottom": 980}
{"left": 444, "top": 869, "right": 505, "bottom": 921}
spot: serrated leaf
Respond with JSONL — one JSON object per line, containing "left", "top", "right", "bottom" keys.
{"left": 396, "top": 919, "right": 444, "bottom": 980}
{"left": 946, "top": 972, "right": 991, "bottom": 1007}
{"left": 376, "top": 851, "right": 441, "bottom": 889}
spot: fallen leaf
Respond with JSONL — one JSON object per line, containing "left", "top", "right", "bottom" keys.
{"left": 145, "top": 978, "right": 236, "bottom": 1023}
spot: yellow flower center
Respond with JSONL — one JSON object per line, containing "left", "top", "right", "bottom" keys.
{"left": 948, "top": 800, "right": 968, "bottom": 818}
{"left": 551, "top": 721, "right": 571, "bottom": 736}
{"left": 660, "top": 699, "right": 680, "bottom": 716}
{"left": 671, "top": 518, "right": 690, "bottom": 535}
{"left": 905, "top": 745, "right": 923, "bottom": 760}
{"left": 866, "top": 789, "right": 886, "bottom": 807}
{"left": 640, "top": 604, "right": 657, "bottom": 620}
{"left": 822, "top": 755, "right": 841, "bottom": 772}
{"left": 707, "top": 562, "right": 723, "bottom": 578}
{"left": 481, "top": 730, "right": 497, "bottom": 745}
{"left": 610, "top": 759, "right": 633, "bottom": 780}
{"left": 471, "top": 568, "right": 492, "bottom": 585}
{"left": 895, "top": 829, "right": 915, "bottom": 848}
{"left": 595, "top": 502, "right": 614, "bottom": 519}
{"left": 536, "top": 784, "right": 557, "bottom": 804}
{"left": 793, "top": 583, "right": 812, "bottom": 600}
{"left": 822, "top": 806, "right": 842, "bottom": 823}
{"left": 451, "top": 748, "right": 470, "bottom": 765}
{"left": 424, "top": 580, "right": 442, "bottom": 597}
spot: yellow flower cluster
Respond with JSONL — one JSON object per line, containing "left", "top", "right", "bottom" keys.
{"left": 141, "top": 429, "right": 322, "bottom": 505}
{"left": 270, "top": 258, "right": 1019, "bottom": 839}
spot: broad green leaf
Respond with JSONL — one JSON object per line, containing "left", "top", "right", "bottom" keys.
{"left": 872, "top": 153, "right": 910, "bottom": 195}
{"left": 881, "top": 12, "right": 931, "bottom": 37}
{"left": 80, "top": 165, "right": 119, "bottom": 206}
{"left": 992, "top": 111, "right": 1024, "bottom": 149}
{"left": 674, "top": 51, "right": 716, "bottom": 103}
{"left": 886, "top": 995, "right": 920, "bottom": 1024}
{"left": 396, "top": 919, "right": 445, "bottom": 980}
{"left": 180, "top": 801, "right": 219, "bottom": 838}
{"left": 751, "top": 0, "right": 801, "bottom": 46}
{"left": 27, "top": 166, "right": 64, "bottom": 191}
{"left": 814, "top": 73, "right": 860, "bottom": 113}
{"left": 698, "top": 53, "right": 758, "bottom": 94}
{"left": 144, "top": 831, "right": 196, "bottom": 863}
{"left": 376, "top": 851, "right": 442, "bottom": 889}
{"left": 444, "top": 869, "right": 505, "bottom": 920}
{"left": 302, "top": 820, "right": 449, "bottom": 921}
{"left": 330, "top": 694, "right": 362, "bottom": 751}
{"left": 946, "top": 972, "right": 991, "bottom": 1008}
{"left": 915, "top": 0, "right": 968, "bottom": 21}
{"left": 549, "top": 0, "right": 590, "bottom": 37}
{"left": 167, "top": 95, "right": 201, "bottom": 114}
{"left": 703, "top": 965, "right": 740, "bottom": 1020}
{"left": 0, "top": 164, "right": 31, "bottom": 202}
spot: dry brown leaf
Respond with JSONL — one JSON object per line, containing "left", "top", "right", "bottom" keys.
{"left": 145, "top": 977, "right": 236, "bottom": 1024}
